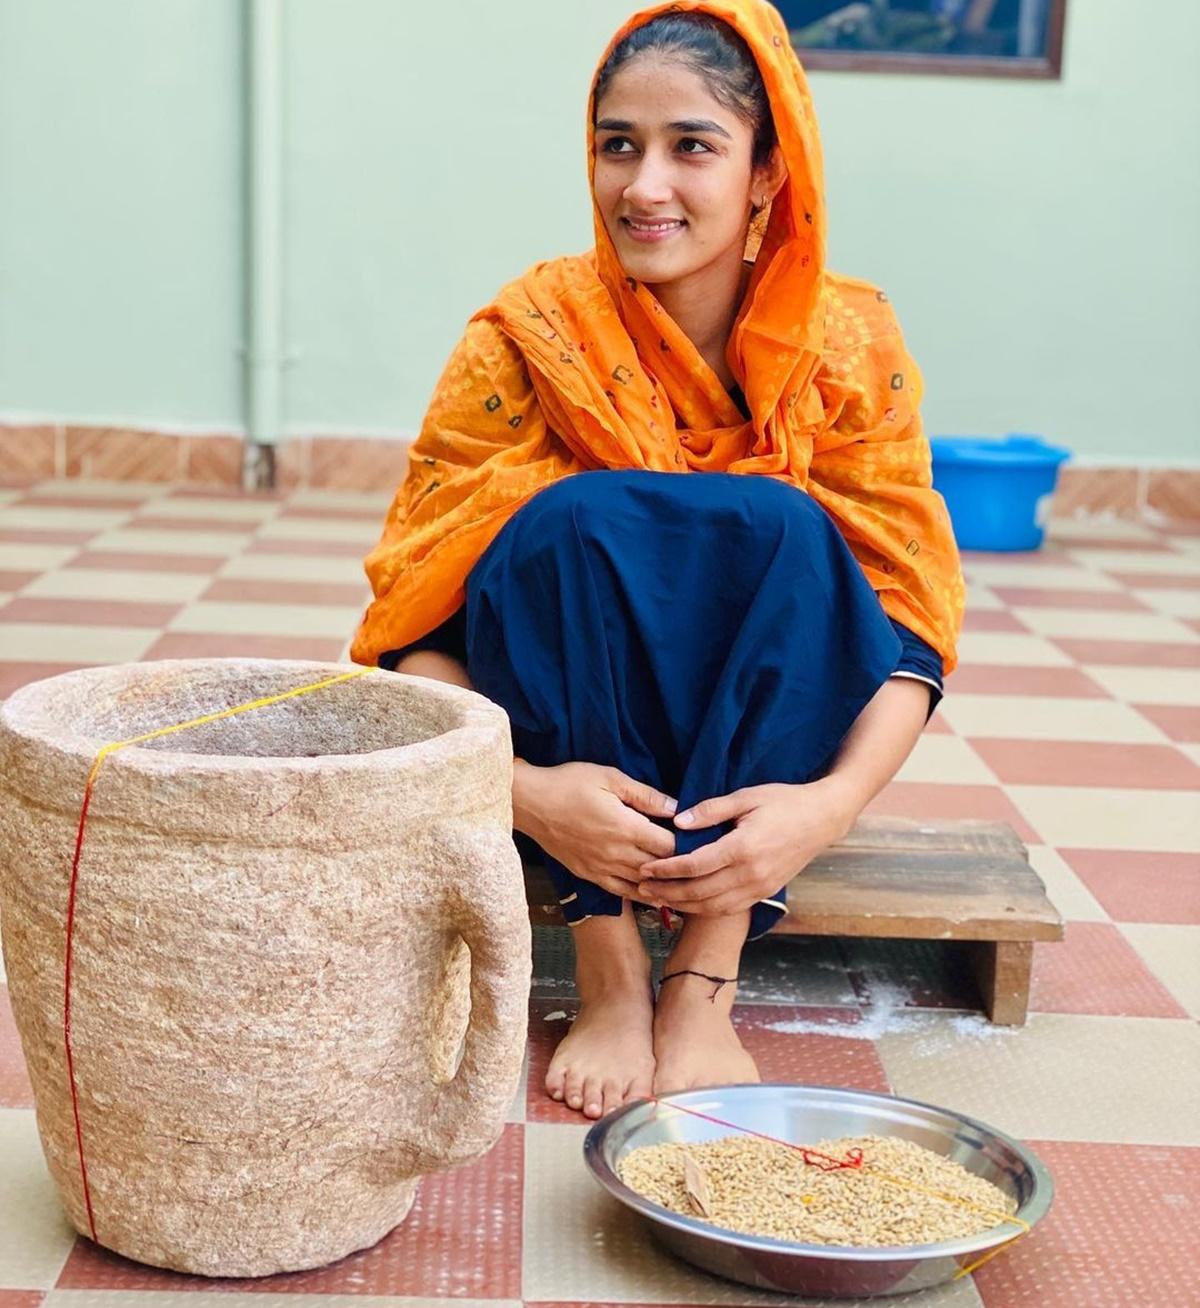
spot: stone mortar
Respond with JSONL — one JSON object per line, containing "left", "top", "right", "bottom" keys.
{"left": 0, "top": 659, "right": 531, "bottom": 1276}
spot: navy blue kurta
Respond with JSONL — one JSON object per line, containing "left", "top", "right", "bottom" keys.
{"left": 381, "top": 468, "right": 943, "bottom": 940}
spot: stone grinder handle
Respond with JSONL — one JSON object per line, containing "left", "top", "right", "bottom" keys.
{"left": 418, "top": 897, "right": 528, "bottom": 1171}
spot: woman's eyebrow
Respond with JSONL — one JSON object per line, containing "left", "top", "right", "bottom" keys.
{"left": 595, "top": 116, "right": 732, "bottom": 140}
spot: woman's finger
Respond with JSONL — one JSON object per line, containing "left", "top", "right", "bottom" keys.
{"left": 638, "top": 866, "right": 740, "bottom": 907}
{"left": 607, "top": 769, "right": 679, "bottom": 819}
{"left": 638, "top": 833, "right": 739, "bottom": 881}
{"left": 624, "top": 818, "right": 677, "bottom": 859}
{"left": 673, "top": 788, "right": 756, "bottom": 831}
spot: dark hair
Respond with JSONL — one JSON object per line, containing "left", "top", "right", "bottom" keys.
{"left": 594, "top": 13, "right": 777, "bottom": 171}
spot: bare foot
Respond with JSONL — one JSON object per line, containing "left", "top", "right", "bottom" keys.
{"left": 651, "top": 912, "right": 760, "bottom": 1095}
{"left": 545, "top": 908, "right": 656, "bottom": 1119}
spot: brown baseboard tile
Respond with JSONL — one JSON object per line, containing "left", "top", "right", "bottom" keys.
{"left": 0, "top": 424, "right": 59, "bottom": 481}
{"left": 2, "top": 424, "right": 1198, "bottom": 517}
{"left": 1050, "top": 466, "right": 1142, "bottom": 518}
{"left": 1051, "top": 466, "right": 1200, "bottom": 520}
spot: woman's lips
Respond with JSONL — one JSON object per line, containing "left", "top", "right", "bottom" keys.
{"left": 621, "top": 218, "right": 686, "bottom": 243}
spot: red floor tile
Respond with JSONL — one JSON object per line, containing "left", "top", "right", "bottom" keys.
{"left": 1029, "top": 922, "right": 1186, "bottom": 1018}
{"left": 201, "top": 578, "right": 370, "bottom": 607}
{"left": 66, "top": 551, "right": 227, "bottom": 574}
{"left": 1060, "top": 850, "right": 1200, "bottom": 924}
{"left": 0, "top": 597, "right": 183, "bottom": 629}
{"left": 0, "top": 984, "right": 34, "bottom": 1109}
{"left": 1132, "top": 703, "right": 1200, "bottom": 743}
{"left": 962, "top": 610, "right": 1031, "bottom": 633}
{"left": 56, "top": 1123, "right": 524, "bottom": 1296}
{"left": 947, "top": 666, "right": 1110, "bottom": 697}
{"left": 1108, "top": 570, "right": 1200, "bottom": 590}
{"left": 1052, "top": 637, "right": 1200, "bottom": 669}
{"left": 142, "top": 634, "right": 348, "bottom": 662}
{"left": 0, "top": 529, "right": 90, "bottom": 546}
{"left": 0, "top": 570, "right": 39, "bottom": 592}
{"left": 923, "top": 712, "right": 953, "bottom": 734}
{"left": 527, "top": 999, "right": 586, "bottom": 1124}
{"left": 0, "top": 1293, "right": 46, "bottom": 1308}
{"left": 991, "top": 586, "right": 1152, "bottom": 611}
{"left": 969, "top": 738, "right": 1200, "bottom": 790}
{"left": 0, "top": 662, "right": 91, "bottom": 699}
{"left": 975, "top": 1140, "right": 1200, "bottom": 1308}
{"left": 865, "top": 782, "right": 1041, "bottom": 844}
{"left": 125, "top": 516, "right": 258, "bottom": 535}
{"left": 734, "top": 1005, "right": 891, "bottom": 1091}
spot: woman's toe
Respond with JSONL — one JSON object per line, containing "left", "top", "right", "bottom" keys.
{"left": 582, "top": 1076, "right": 604, "bottom": 1118}
{"left": 600, "top": 1079, "right": 625, "bottom": 1117}
{"left": 544, "top": 1064, "right": 566, "bottom": 1102}
{"left": 564, "top": 1070, "right": 585, "bottom": 1111}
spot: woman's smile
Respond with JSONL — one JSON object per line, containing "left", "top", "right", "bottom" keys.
{"left": 622, "top": 216, "right": 688, "bottom": 242}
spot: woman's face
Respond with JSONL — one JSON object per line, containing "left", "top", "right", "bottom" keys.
{"left": 593, "top": 55, "right": 770, "bottom": 290}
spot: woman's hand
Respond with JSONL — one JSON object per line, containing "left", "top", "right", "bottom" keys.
{"left": 634, "top": 778, "right": 858, "bottom": 917}
{"left": 515, "top": 761, "right": 679, "bottom": 900}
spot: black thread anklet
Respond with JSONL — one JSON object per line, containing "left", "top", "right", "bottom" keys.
{"left": 657, "top": 969, "right": 740, "bottom": 1003}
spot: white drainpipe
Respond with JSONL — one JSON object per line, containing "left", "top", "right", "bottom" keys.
{"left": 243, "top": 0, "right": 284, "bottom": 490}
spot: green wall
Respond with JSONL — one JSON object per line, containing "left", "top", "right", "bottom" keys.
{"left": 2, "top": 0, "right": 1197, "bottom": 460}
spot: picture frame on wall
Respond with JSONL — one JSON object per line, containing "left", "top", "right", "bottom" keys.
{"left": 780, "top": 0, "right": 1068, "bottom": 79}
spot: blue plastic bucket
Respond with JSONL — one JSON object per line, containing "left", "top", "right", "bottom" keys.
{"left": 929, "top": 434, "right": 1072, "bottom": 552}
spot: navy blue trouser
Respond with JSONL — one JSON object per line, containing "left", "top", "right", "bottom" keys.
{"left": 463, "top": 470, "right": 901, "bottom": 940}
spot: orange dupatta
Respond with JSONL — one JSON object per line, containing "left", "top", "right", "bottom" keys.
{"left": 350, "top": 0, "right": 964, "bottom": 672}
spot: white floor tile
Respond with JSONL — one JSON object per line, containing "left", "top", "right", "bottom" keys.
{"left": 22, "top": 569, "right": 211, "bottom": 603}
{"left": 956, "top": 632, "right": 1073, "bottom": 667}
{"left": 1, "top": 506, "right": 133, "bottom": 532}
{"left": 878, "top": 1013, "right": 1200, "bottom": 1145}
{"left": 86, "top": 529, "right": 252, "bottom": 557}
{"left": 941, "top": 694, "right": 1168, "bottom": 743}
{"left": 1078, "top": 548, "right": 1200, "bottom": 575}
{"left": 1080, "top": 665, "right": 1200, "bottom": 707}
{"left": 1133, "top": 588, "right": 1200, "bottom": 620}
{"left": 167, "top": 602, "right": 360, "bottom": 639}
{"left": 140, "top": 496, "right": 281, "bottom": 523}
{"left": 0, "top": 543, "right": 79, "bottom": 571}
{"left": 960, "top": 562, "right": 1120, "bottom": 591}
{"left": 256, "top": 517, "right": 379, "bottom": 545}
{"left": 1006, "top": 786, "right": 1200, "bottom": 852}
{"left": 0, "top": 1109, "right": 77, "bottom": 1286}
{"left": 1025, "top": 845, "right": 1109, "bottom": 922}
{"left": 1013, "top": 608, "right": 1200, "bottom": 643}
{"left": 1049, "top": 518, "right": 1159, "bottom": 542}
{"left": 219, "top": 553, "right": 369, "bottom": 585}
{"left": 896, "top": 734, "right": 998, "bottom": 785}
{"left": 1119, "top": 924, "right": 1200, "bottom": 1018}
{"left": 28, "top": 479, "right": 168, "bottom": 500}
{"left": 0, "top": 623, "right": 159, "bottom": 664}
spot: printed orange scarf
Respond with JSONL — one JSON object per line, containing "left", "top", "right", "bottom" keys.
{"left": 351, "top": 0, "right": 965, "bottom": 672}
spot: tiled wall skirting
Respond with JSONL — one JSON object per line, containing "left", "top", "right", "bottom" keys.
{"left": 1, "top": 423, "right": 1197, "bottom": 517}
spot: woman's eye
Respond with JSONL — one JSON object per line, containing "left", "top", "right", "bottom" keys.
{"left": 598, "top": 137, "right": 711, "bottom": 156}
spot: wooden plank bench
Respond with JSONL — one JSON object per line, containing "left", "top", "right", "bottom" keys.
{"left": 523, "top": 816, "right": 1063, "bottom": 1026}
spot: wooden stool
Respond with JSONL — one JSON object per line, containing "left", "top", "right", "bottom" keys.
{"left": 523, "top": 816, "right": 1063, "bottom": 1026}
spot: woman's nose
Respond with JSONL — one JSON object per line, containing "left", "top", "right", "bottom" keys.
{"left": 624, "top": 157, "right": 674, "bottom": 208}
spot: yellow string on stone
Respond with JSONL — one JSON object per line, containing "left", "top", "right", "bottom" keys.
{"left": 83, "top": 667, "right": 379, "bottom": 785}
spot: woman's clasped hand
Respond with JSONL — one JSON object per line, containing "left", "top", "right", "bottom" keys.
{"left": 638, "top": 780, "right": 857, "bottom": 916}
{"left": 517, "top": 763, "right": 856, "bottom": 917}
{"left": 516, "top": 761, "right": 680, "bottom": 901}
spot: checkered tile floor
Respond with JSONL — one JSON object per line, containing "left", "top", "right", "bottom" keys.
{"left": 1, "top": 478, "right": 1198, "bottom": 1308}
